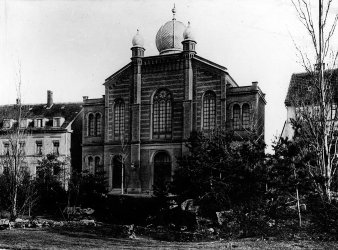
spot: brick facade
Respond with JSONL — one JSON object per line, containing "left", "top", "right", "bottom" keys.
{"left": 82, "top": 16, "right": 266, "bottom": 195}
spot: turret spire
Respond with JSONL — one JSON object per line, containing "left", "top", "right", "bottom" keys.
{"left": 172, "top": 4, "right": 176, "bottom": 20}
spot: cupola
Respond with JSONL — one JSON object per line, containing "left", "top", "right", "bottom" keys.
{"left": 155, "top": 5, "right": 186, "bottom": 55}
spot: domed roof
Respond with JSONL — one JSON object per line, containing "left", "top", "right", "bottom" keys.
{"left": 183, "top": 22, "right": 195, "bottom": 41}
{"left": 155, "top": 6, "right": 186, "bottom": 55}
{"left": 132, "top": 29, "right": 144, "bottom": 47}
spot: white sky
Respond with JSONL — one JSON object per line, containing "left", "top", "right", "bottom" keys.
{"left": 1, "top": 0, "right": 337, "bottom": 150}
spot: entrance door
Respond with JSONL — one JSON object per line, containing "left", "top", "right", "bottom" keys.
{"left": 112, "top": 155, "right": 122, "bottom": 189}
{"left": 153, "top": 151, "right": 172, "bottom": 189}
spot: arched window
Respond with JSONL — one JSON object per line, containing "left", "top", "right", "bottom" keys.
{"left": 111, "top": 155, "right": 122, "bottom": 189}
{"left": 153, "top": 151, "right": 171, "bottom": 190}
{"left": 87, "top": 156, "right": 94, "bottom": 173}
{"left": 88, "top": 114, "right": 94, "bottom": 136}
{"left": 114, "top": 99, "right": 125, "bottom": 141}
{"left": 242, "top": 104, "right": 250, "bottom": 129}
{"left": 233, "top": 104, "right": 240, "bottom": 130}
{"left": 95, "top": 113, "right": 102, "bottom": 136}
{"left": 153, "top": 89, "right": 172, "bottom": 139}
{"left": 202, "top": 91, "right": 216, "bottom": 130}
{"left": 94, "top": 156, "right": 101, "bottom": 174}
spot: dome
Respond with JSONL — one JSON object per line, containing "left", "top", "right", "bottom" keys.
{"left": 155, "top": 19, "right": 186, "bottom": 54}
{"left": 132, "top": 29, "right": 144, "bottom": 47}
{"left": 183, "top": 22, "right": 195, "bottom": 41}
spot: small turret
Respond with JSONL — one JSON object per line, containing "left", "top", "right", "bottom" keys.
{"left": 182, "top": 22, "right": 196, "bottom": 54}
{"left": 131, "top": 29, "right": 145, "bottom": 58}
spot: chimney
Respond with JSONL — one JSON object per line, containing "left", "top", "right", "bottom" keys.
{"left": 47, "top": 90, "right": 53, "bottom": 108}
{"left": 83, "top": 96, "right": 88, "bottom": 101}
{"left": 252, "top": 81, "right": 258, "bottom": 89}
{"left": 16, "top": 98, "right": 20, "bottom": 105}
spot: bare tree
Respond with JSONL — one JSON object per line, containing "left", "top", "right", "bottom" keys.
{"left": 290, "top": 0, "right": 338, "bottom": 202}
{"left": 0, "top": 65, "right": 29, "bottom": 219}
{"left": 119, "top": 134, "right": 129, "bottom": 195}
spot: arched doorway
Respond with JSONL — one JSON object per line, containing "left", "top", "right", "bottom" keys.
{"left": 153, "top": 151, "right": 172, "bottom": 190}
{"left": 112, "top": 155, "right": 122, "bottom": 189}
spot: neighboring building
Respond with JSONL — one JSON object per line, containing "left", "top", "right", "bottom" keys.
{"left": 282, "top": 69, "right": 338, "bottom": 139}
{"left": 82, "top": 7, "right": 266, "bottom": 194}
{"left": 0, "top": 91, "right": 83, "bottom": 186}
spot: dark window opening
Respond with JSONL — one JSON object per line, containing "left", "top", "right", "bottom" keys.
{"left": 242, "top": 104, "right": 250, "bottom": 129}
{"left": 203, "top": 91, "right": 216, "bottom": 130}
{"left": 233, "top": 104, "right": 240, "bottom": 130}
{"left": 153, "top": 89, "right": 172, "bottom": 139}
{"left": 114, "top": 99, "right": 125, "bottom": 141}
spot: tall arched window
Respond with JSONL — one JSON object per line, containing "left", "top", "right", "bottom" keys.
{"left": 233, "top": 104, "right": 240, "bottom": 130}
{"left": 114, "top": 99, "right": 125, "bottom": 141}
{"left": 87, "top": 156, "right": 94, "bottom": 173}
{"left": 112, "top": 155, "right": 122, "bottom": 189}
{"left": 153, "top": 151, "right": 171, "bottom": 189}
{"left": 94, "top": 156, "right": 101, "bottom": 174}
{"left": 88, "top": 114, "right": 94, "bottom": 136}
{"left": 95, "top": 113, "right": 102, "bottom": 136}
{"left": 153, "top": 89, "right": 172, "bottom": 139}
{"left": 203, "top": 91, "right": 216, "bottom": 130}
{"left": 242, "top": 104, "right": 250, "bottom": 129}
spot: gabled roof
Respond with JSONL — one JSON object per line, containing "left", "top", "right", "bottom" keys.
{"left": 193, "top": 55, "right": 228, "bottom": 72}
{"left": 285, "top": 69, "right": 338, "bottom": 106}
{"left": 103, "top": 53, "right": 231, "bottom": 85}
{"left": 0, "top": 102, "right": 83, "bottom": 130}
{"left": 104, "top": 63, "right": 131, "bottom": 83}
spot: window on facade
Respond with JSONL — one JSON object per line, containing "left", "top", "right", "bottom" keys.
{"left": 95, "top": 113, "right": 102, "bottom": 136}
{"left": 153, "top": 89, "right": 172, "bottom": 139}
{"left": 36, "top": 141, "right": 43, "bottom": 155}
{"left": 88, "top": 114, "right": 95, "bottom": 136}
{"left": 54, "top": 118, "right": 61, "bottom": 127}
{"left": 153, "top": 151, "right": 172, "bottom": 189}
{"left": 20, "top": 162, "right": 28, "bottom": 172}
{"left": 36, "top": 119, "right": 43, "bottom": 128}
{"left": 94, "top": 156, "right": 102, "bottom": 174}
{"left": 331, "top": 104, "right": 338, "bottom": 120}
{"left": 114, "top": 99, "right": 125, "bottom": 141}
{"left": 53, "top": 141, "right": 59, "bottom": 155}
{"left": 19, "top": 141, "right": 25, "bottom": 155}
{"left": 233, "top": 104, "right": 241, "bottom": 130}
{"left": 3, "top": 119, "right": 11, "bottom": 129}
{"left": 20, "top": 119, "right": 27, "bottom": 128}
{"left": 88, "top": 156, "right": 94, "bottom": 173}
{"left": 242, "top": 103, "right": 250, "bottom": 129}
{"left": 3, "top": 142, "right": 9, "bottom": 155}
{"left": 203, "top": 91, "right": 216, "bottom": 130}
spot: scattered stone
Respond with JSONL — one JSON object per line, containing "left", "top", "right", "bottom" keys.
{"left": 181, "top": 199, "right": 200, "bottom": 215}
{"left": 216, "top": 210, "right": 233, "bottom": 226}
{"left": 0, "top": 219, "right": 9, "bottom": 230}
{"left": 80, "top": 219, "right": 96, "bottom": 226}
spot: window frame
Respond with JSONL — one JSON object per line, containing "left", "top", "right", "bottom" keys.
{"left": 233, "top": 104, "right": 241, "bottom": 130}
{"left": 113, "top": 99, "right": 125, "bottom": 141}
{"left": 202, "top": 91, "right": 216, "bottom": 130}
{"left": 152, "top": 89, "right": 172, "bottom": 139}
{"left": 242, "top": 103, "right": 250, "bottom": 130}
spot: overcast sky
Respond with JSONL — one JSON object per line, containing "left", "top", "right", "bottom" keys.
{"left": 1, "top": 0, "right": 337, "bottom": 150}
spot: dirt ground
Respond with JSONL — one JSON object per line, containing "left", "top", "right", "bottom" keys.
{"left": 0, "top": 228, "right": 337, "bottom": 250}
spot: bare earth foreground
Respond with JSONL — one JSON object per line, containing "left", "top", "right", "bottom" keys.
{"left": 0, "top": 228, "right": 337, "bottom": 250}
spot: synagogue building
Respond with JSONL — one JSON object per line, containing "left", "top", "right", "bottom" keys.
{"left": 82, "top": 7, "right": 266, "bottom": 194}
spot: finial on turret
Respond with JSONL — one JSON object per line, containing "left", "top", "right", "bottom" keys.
{"left": 132, "top": 29, "right": 144, "bottom": 47}
{"left": 172, "top": 4, "right": 176, "bottom": 20}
